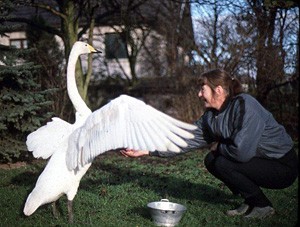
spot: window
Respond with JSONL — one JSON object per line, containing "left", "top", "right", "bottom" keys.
{"left": 10, "top": 39, "right": 28, "bottom": 49}
{"left": 105, "top": 33, "right": 127, "bottom": 59}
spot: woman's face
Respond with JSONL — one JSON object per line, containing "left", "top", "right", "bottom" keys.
{"left": 198, "top": 84, "right": 225, "bottom": 110}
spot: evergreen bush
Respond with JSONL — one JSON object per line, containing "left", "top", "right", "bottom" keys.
{"left": 0, "top": 1, "right": 53, "bottom": 162}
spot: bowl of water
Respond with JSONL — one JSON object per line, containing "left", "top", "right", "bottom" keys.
{"left": 147, "top": 199, "right": 187, "bottom": 226}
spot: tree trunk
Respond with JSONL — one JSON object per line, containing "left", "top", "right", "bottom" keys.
{"left": 251, "top": 1, "right": 279, "bottom": 105}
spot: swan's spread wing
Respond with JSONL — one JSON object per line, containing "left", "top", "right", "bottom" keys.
{"left": 66, "top": 95, "right": 196, "bottom": 170}
{"left": 26, "top": 117, "right": 73, "bottom": 159}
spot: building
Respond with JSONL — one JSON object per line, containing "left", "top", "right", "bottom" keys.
{"left": 0, "top": 0, "right": 195, "bottom": 82}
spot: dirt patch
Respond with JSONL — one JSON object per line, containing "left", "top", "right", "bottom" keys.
{"left": 0, "top": 159, "right": 44, "bottom": 170}
{"left": 0, "top": 161, "right": 27, "bottom": 170}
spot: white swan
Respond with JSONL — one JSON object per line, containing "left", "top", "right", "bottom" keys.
{"left": 23, "top": 41, "right": 196, "bottom": 222}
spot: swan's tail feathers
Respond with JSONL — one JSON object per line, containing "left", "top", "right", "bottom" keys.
{"left": 23, "top": 191, "right": 42, "bottom": 216}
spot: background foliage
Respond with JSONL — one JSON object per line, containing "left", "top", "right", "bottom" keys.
{"left": 0, "top": 45, "right": 53, "bottom": 162}
{"left": 0, "top": 24, "right": 55, "bottom": 162}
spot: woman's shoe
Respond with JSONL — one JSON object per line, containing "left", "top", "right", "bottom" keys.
{"left": 244, "top": 206, "right": 275, "bottom": 219}
{"left": 226, "top": 203, "right": 250, "bottom": 216}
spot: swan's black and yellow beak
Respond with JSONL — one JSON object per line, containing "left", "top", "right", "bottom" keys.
{"left": 88, "top": 44, "right": 102, "bottom": 53}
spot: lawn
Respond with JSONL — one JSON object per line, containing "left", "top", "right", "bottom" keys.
{"left": 0, "top": 148, "right": 298, "bottom": 227}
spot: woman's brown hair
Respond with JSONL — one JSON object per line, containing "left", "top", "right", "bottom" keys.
{"left": 199, "top": 69, "right": 243, "bottom": 98}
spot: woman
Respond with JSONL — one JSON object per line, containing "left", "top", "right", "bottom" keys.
{"left": 121, "top": 69, "right": 298, "bottom": 219}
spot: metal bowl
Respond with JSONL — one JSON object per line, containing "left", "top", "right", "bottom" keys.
{"left": 147, "top": 199, "right": 187, "bottom": 226}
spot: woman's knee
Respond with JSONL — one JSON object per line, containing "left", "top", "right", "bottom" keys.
{"left": 204, "top": 154, "right": 237, "bottom": 182}
{"left": 213, "top": 156, "right": 235, "bottom": 173}
{"left": 204, "top": 152, "right": 230, "bottom": 174}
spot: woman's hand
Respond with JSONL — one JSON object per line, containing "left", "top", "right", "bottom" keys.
{"left": 210, "top": 142, "right": 220, "bottom": 156}
{"left": 210, "top": 142, "right": 218, "bottom": 152}
{"left": 120, "top": 148, "right": 150, "bottom": 157}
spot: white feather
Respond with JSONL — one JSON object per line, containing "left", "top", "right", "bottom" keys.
{"left": 66, "top": 94, "right": 197, "bottom": 170}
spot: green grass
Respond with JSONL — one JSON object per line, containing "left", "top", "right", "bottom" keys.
{"left": 0, "top": 149, "right": 298, "bottom": 227}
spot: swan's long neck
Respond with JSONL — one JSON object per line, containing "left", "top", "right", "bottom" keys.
{"left": 67, "top": 50, "right": 91, "bottom": 115}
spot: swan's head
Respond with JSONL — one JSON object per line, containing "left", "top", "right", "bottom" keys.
{"left": 73, "top": 41, "right": 101, "bottom": 55}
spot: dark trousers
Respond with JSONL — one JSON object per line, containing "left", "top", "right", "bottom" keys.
{"left": 204, "top": 148, "right": 298, "bottom": 207}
